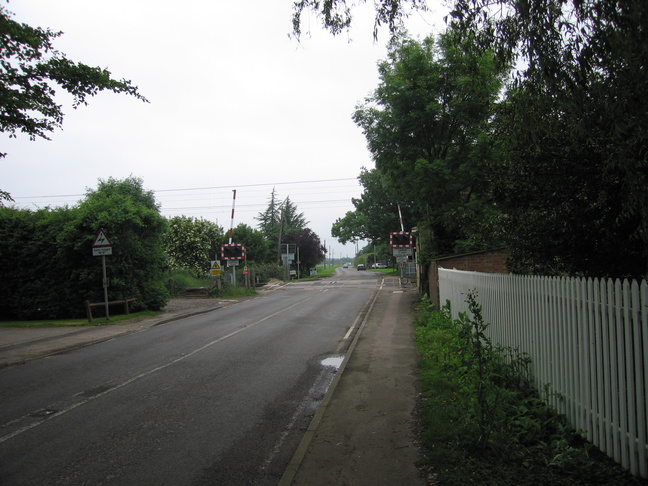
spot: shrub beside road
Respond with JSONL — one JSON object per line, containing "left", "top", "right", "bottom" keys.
{"left": 414, "top": 295, "right": 645, "bottom": 485}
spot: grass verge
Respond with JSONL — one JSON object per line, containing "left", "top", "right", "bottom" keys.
{"left": 1, "top": 282, "right": 256, "bottom": 328}
{"left": 371, "top": 268, "right": 398, "bottom": 275}
{"left": 0, "top": 310, "right": 158, "bottom": 328}
{"left": 221, "top": 286, "right": 257, "bottom": 298}
{"left": 314, "top": 265, "right": 339, "bottom": 278}
{"left": 414, "top": 294, "right": 647, "bottom": 485}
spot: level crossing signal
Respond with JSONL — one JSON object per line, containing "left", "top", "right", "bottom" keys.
{"left": 221, "top": 244, "right": 245, "bottom": 260}
{"left": 390, "top": 232, "right": 412, "bottom": 248}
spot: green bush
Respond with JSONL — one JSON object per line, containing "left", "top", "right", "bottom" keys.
{"left": 165, "top": 269, "right": 201, "bottom": 297}
{"left": 139, "top": 281, "right": 170, "bottom": 311}
{"left": 0, "top": 177, "right": 170, "bottom": 319}
{"left": 414, "top": 292, "right": 645, "bottom": 485}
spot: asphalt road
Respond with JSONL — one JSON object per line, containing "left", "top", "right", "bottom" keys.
{"left": 0, "top": 268, "right": 384, "bottom": 485}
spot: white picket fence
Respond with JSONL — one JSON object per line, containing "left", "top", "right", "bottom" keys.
{"left": 438, "top": 268, "right": 648, "bottom": 478}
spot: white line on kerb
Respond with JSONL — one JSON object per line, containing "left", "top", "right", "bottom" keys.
{"left": 343, "top": 314, "right": 362, "bottom": 341}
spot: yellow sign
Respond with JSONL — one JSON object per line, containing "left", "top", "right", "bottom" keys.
{"left": 210, "top": 261, "right": 221, "bottom": 276}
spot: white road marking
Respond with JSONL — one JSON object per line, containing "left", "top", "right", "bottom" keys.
{"left": 0, "top": 293, "right": 321, "bottom": 444}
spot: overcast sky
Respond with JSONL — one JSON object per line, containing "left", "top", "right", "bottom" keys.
{"left": 2, "top": 1, "right": 447, "bottom": 259}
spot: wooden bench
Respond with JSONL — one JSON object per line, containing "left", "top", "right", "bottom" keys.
{"left": 182, "top": 287, "right": 210, "bottom": 298}
{"left": 85, "top": 298, "right": 135, "bottom": 322}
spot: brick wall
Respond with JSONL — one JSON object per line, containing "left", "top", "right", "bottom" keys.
{"left": 428, "top": 248, "right": 509, "bottom": 309}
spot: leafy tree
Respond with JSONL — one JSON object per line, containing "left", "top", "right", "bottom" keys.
{"left": 281, "top": 196, "right": 308, "bottom": 235}
{"left": 0, "top": 189, "right": 11, "bottom": 205}
{"left": 255, "top": 188, "right": 282, "bottom": 242}
{"left": 291, "top": 0, "right": 426, "bottom": 39}
{"left": 301, "top": 0, "right": 648, "bottom": 278}
{"left": 228, "top": 223, "right": 272, "bottom": 264}
{"left": 69, "top": 176, "right": 169, "bottom": 311}
{"left": 331, "top": 168, "right": 406, "bottom": 244}
{"left": 256, "top": 190, "right": 308, "bottom": 262}
{"left": 0, "top": 7, "right": 147, "bottom": 159}
{"left": 0, "top": 176, "right": 168, "bottom": 319}
{"left": 448, "top": 0, "right": 648, "bottom": 277}
{"left": 284, "top": 228, "right": 326, "bottom": 271}
{"left": 331, "top": 209, "right": 367, "bottom": 245}
{"left": 492, "top": 83, "right": 646, "bottom": 278}
{"left": 353, "top": 32, "right": 506, "bottom": 258}
{"left": 0, "top": 205, "right": 76, "bottom": 319}
{"left": 165, "top": 216, "right": 223, "bottom": 277}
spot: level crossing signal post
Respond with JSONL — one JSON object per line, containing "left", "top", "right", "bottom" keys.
{"left": 390, "top": 232, "right": 413, "bottom": 286}
{"left": 221, "top": 243, "right": 246, "bottom": 287}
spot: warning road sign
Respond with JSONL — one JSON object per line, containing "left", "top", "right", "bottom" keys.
{"left": 92, "top": 229, "right": 113, "bottom": 256}
{"left": 92, "top": 229, "right": 112, "bottom": 248}
{"left": 210, "top": 261, "right": 221, "bottom": 276}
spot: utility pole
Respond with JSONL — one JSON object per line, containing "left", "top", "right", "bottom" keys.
{"left": 277, "top": 202, "right": 285, "bottom": 263}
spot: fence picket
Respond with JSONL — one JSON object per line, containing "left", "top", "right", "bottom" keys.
{"left": 573, "top": 278, "right": 585, "bottom": 432}
{"left": 593, "top": 279, "right": 605, "bottom": 448}
{"left": 550, "top": 276, "right": 560, "bottom": 411}
{"left": 585, "top": 278, "right": 594, "bottom": 436}
{"left": 624, "top": 280, "right": 638, "bottom": 474}
{"left": 599, "top": 278, "right": 611, "bottom": 454}
{"left": 587, "top": 278, "right": 597, "bottom": 444}
{"left": 611, "top": 278, "right": 622, "bottom": 463}
{"left": 617, "top": 279, "right": 630, "bottom": 468}
{"left": 558, "top": 277, "right": 570, "bottom": 418}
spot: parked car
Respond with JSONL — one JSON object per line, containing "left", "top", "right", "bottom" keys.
{"left": 357, "top": 264, "right": 366, "bottom": 271}
{"left": 375, "top": 263, "right": 387, "bottom": 269}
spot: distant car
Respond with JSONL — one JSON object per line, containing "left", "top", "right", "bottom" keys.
{"left": 357, "top": 264, "right": 366, "bottom": 271}
{"left": 375, "top": 263, "right": 387, "bottom": 269}
{"left": 343, "top": 263, "right": 350, "bottom": 268}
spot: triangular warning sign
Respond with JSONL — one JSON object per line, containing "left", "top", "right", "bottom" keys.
{"left": 211, "top": 261, "right": 221, "bottom": 270}
{"left": 92, "top": 229, "right": 112, "bottom": 247}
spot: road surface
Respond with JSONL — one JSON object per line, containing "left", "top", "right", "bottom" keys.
{"left": 0, "top": 268, "right": 388, "bottom": 485}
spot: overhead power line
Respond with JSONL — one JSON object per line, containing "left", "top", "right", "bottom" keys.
{"left": 153, "top": 177, "right": 359, "bottom": 193}
{"left": 12, "top": 177, "right": 359, "bottom": 200}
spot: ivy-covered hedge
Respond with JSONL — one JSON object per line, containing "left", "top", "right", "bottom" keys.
{"left": 0, "top": 177, "right": 169, "bottom": 320}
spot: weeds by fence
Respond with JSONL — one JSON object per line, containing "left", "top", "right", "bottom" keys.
{"left": 438, "top": 269, "right": 648, "bottom": 478}
{"left": 414, "top": 294, "right": 644, "bottom": 485}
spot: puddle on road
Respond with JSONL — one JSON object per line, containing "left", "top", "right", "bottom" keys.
{"left": 321, "top": 355, "right": 344, "bottom": 370}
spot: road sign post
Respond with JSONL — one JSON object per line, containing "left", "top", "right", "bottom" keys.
{"left": 210, "top": 260, "right": 222, "bottom": 292}
{"left": 281, "top": 244, "right": 296, "bottom": 281}
{"left": 92, "top": 229, "right": 113, "bottom": 319}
